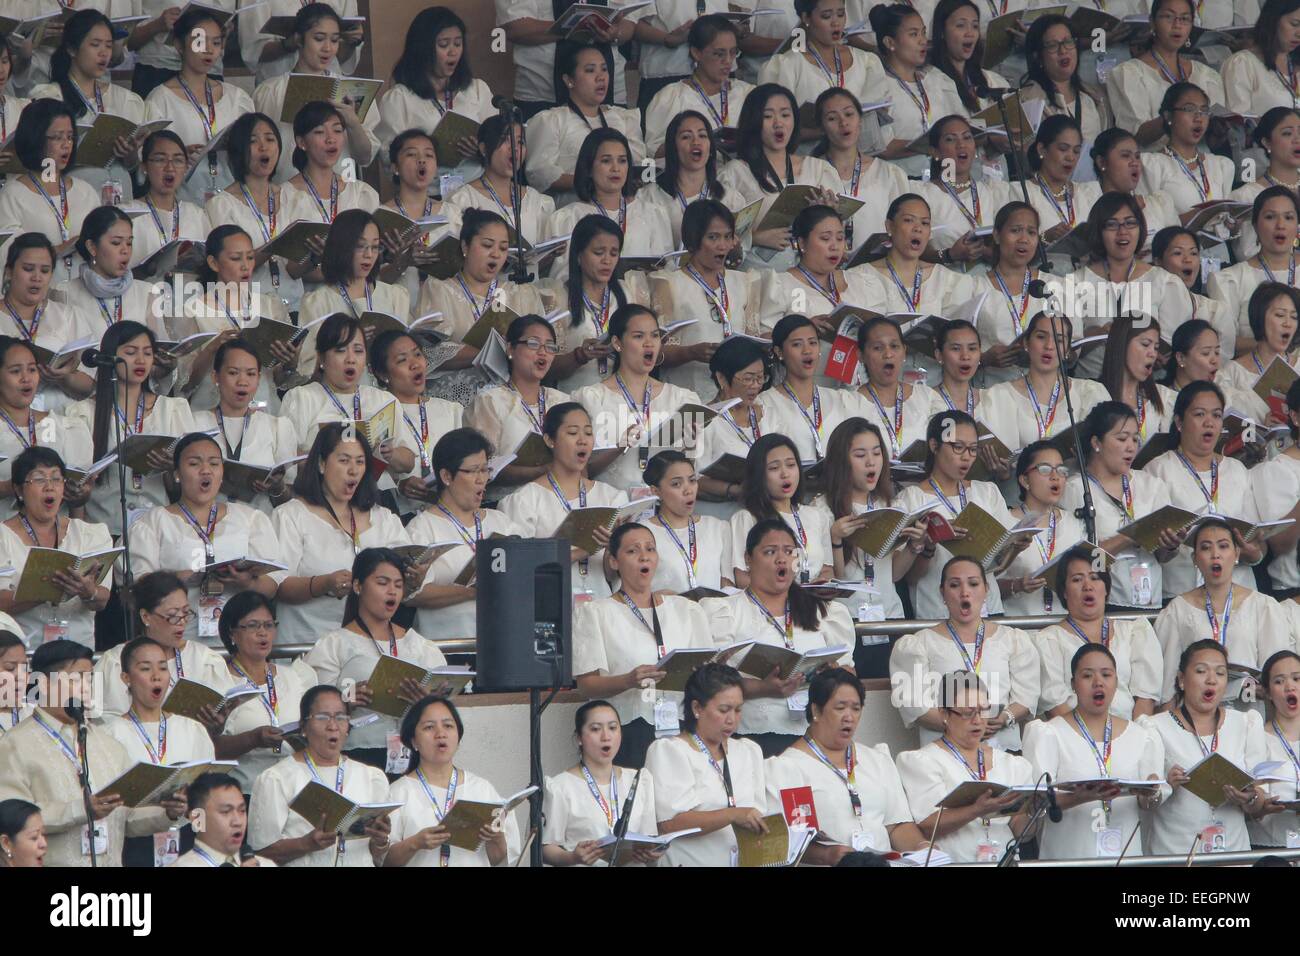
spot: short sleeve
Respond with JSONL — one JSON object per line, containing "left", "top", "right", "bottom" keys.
{"left": 541, "top": 775, "right": 571, "bottom": 848}
{"left": 1020, "top": 719, "right": 1061, "bottom": 783}
{"left": 871, "top": 743, "right": 914, "bottom": 828}
{"left": 1037, "top": 631, "right": 1071, "bottom": 715}
{"left": 247, "top": 766, "right": 291, "bottom": 852}
{"left": 644, "top": 739, "right": 699, "bottom": 822}
{"left": 895, "top": 750, "right": 944, "bottom": 823}
{"left": 888, "top": 632, "right": 929, "bottom": 728}
{"left": 700, "top": 596, "right": 739, "bottom": 648}
{"left": 1007, "top": 628, "right": 1041, "bottom": 714}
{"left": 1127, "top": 618, "right": 1164, "bottom": 706}
{"left": 571, "top": 601, "right": 610, "bottom": 677}
{"left": 1152, "top": 603, "right": 1182, "bottom": 704}
{"left": 304, "top": 634, "right": 344, "bottom": 686}
{"left": 271, "top": 504, "right": 306, "bottom": 576}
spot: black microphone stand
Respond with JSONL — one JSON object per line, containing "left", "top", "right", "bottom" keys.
{"left": 608, "top": 766, "right": 641, "bottom": 867}
{"left": 72, "top": 707, "right": 97, "bottom": 868}
{"left": 997, "top": 772, "right": 1057, "bottom": 867}
{"left": 108, "top": 358, "right": 136, "bottom": 639}
{"left": 985, "top": 86, "right": 1050, "bottom": 276}
{"left": 501, "top": 101, "right": 532, "bottom": 286}
{"left": 1042, "top": 285, "right": 1098, "bottom": 543}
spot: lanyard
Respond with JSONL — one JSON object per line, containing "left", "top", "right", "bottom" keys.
{"left": 884, "top": 66, "right": 930, "bottom": 123}
{"left": 0, "top": 408, "right": 35, "bottom": 448}
{"left": 945, "top": 620, "right": 986, "bottom": 674}
{"left": 676, "top": 186, "right": 709, "bottom": 213}
{"left": 781, "top": 382, "right": 823, "bottom": 454}
{"left": 178, "top": 502, "right": 219, "bottom": 564}
{"left": 788, "top": 502, "right": 809, "bottom": 550}
{"left": 323, "top": 499, "right": 359, "bottom": 553}
{"left": 508, "top": 381, "right": 547, "bottom": 433}
{"left": 1277, "top": 59, "right": 1300, "bottom": 106}
{"left": 1167, "top": 148, "right": 1211, "bottom": 203}
{"left": 1152, "top": 50, "right": 1188, "bottom": 84}
{"left": 3, "top": 300, "right": 42, "bottom": 341}
{"left": 1036, "top": 175, "right": 1074, "bottom": 227}
{"left": 1026, "top": 376, "right": 1062, "bottom": 439}
{"left": 338, "top": 282, "right": 373, "bottom": 318}
{"left": 1204, "top": 586, "right": 1233, "bottom": 644}
{"left": 19, "top": 514, "right": 57, "bottom": 549}
{"left": 690, "top": 733, "right": 735, "bottom": 807}
{"left": 928, "top": 478, "right": 967, "bottom": 516}
{"left": 810, "top": 43, "right": 845, "bottom": 88}
{"left": 804, "top": 736, "right": 862, "bottom": 819}
{"left": 594, "top": 196, "right": 627, "bottom": 232}
{"left": 404, "top": 402, "right": 431, "bottom": 474}
{"left": 322, "top": 385, "right": 362, "bottom": 421}
{"left": 95, "top": 296, "right": 122, "bottom": 328}
{"left": 1179, "top": 705, "right": 1220, "bottom": 758}
{"left": 479, "top": 176, "right": 514, "bottom": 218}
{"left": 1072, "top": 710, "right": 1113, "bottom": 777}
{"left": 655, "top": 513, "right": 697, "bottom": 588}
{"left": 617, "top": 589, "right": 665, "bottom": 658}
{"left": 32, "top": 711, "right": 79, "bottom": 768}
{"left": 127, "top": 710, "right": 168, "bottom": 765}
{"left": 1260, "top": 256, "right": 1297, "bottom": 286}
{"left": 614, "top": 374, "right": 651, "bottom": 429}
{"left": 145, "top": 196, "right": 181, "bottom": 244}
{"left": 115, "top": 389, "right": 148, "bottom": 436}
{"left": 1271, "top": 721, "right": 1300, "bottom": 784}
{"left": 178, "top": 78, "right": 216, "bottom": 140}
{"left": 304, "top": 174, "right": 340, "bottom": 223}
{"left": 414, "top": 766, "right": 458, "bottom": 865}
{"left": 938, "top": 384, "right": 974, "bottom": 416}
{"left": 941, "top": 178, "right": 981, "bottom": 229}
{"left": 1064, "top": 616, "right": 1111, "bottom": 649}
{"left": 305, "top": 753, "right": 347, "bottom": 856}
{"left": 1090, "top": 473, "right": 1134, "bottom": 520}
{"left": 455, "top": 274, "right": 498, "bottom": 322}
{"left": 689, "top": 78, "right": 729, "bottom": 126}
{"left": 991, "top": 269, "right": 1033, "bottom": 336}
{"left": 357, "top": 615, "right": 399, "bottom": 657}
{"left": 579, "top": 763, "right": 619, "bottom": 830}
{"left": 215, "top": 408, "right": 250, "bottom": 460}
{"left": 436, "top": 502, "right": 482, "bottom": 549}
{"left": 230, "top": 659, "right": 278, "bottom": 725}
{"left": 173, "top": 648, "right": 185, "bottom": 681}
{"left": 685, "top": 265, "right": 731, "bottom": 335}
{"left": 396, "top": 194, "right": 437, "bottom": 247}
{"left": 27, "top": 174, "right": 69, "bottom": 242}
{"left": 796, "top": 265, "right": 840, "bottom": 307}
{"left": 1034, "top": 509, "right": 1058, "bottom": 567}
{"left": 547, "top": 473, "right": 588, "bottom": 577}
{"left": 746, "top": 589, "right": 794, "bottom": 649}
{"left": 240, "top": 184, "right": 277, "bottom": 244}
{"left": 581, "top": 284, "right": 612, "bottom": 336}
{"left": 939, "top": 736, "right": 986, "bottom": 780}
{"left": 885, "top": 260, "right": 923, "bottom": 311}
{"left": 190, "top": 845, "right": 228, "bottom": 867}
{"left": 1174, "top": 450, "right": 1218, "bottom": 508}
{"left": 846, "top": 151, "right": 864, "bottom": 197}
{"left": 723, "top": 405, "right": 761, "bottom": 447}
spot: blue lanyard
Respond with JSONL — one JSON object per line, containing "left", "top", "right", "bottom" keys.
{"left": 1261, "top": 256, "right": 1297, "bottom": 286}
{"left": 685, "top": 265, "right": 730, "bottom": 335}
{"left": 655, "top": 513, "right": 697, "bottom": 586}
{"left": 455, "top": 274, "right": 498, "bottom": 321}
{"left": 723, "top": 405, "right": 760, "bottom": 446}
{"left": 32, "top": 711, "right": 78, "bottom": 768}
{"left": 991, "top": 269, "right": 1032, "bottom": 335}
{"left": 938, "top": 384, "right": 974, "bottom": 415}
{"left": 191, "top": 845, "right": 225, "bottom": 867}
{"left": 4, "top": 300, "right": 43, "bottom": 341}
{"left": 1025, "top": 376, "right": 1061, "bottom": 439}
{"left": 404, "top": 402, "right": 431, "bottom": 473}
{"left": 745, "top": 589, "right": 793, "bottom": 649}
{"left": 780, "top": 381, "right": 823, "bottom": 454}
{"left": 1072, "top": 710, "right": 1113, "bottom": 777}
{"left": 1204, "top": 587, "right": 1232, "bottom": 644}
{"left": 939, "top": 736, "right": 985, "bottom": 780}
{"left": 944, "top": 620, "right": 985, "bottom": 673}
{"left": 796, "top": 265, "right": 840, "bottom": 307}
{"left": 690, "top": 733, "right": 735, "bottom": 806}
{"left": 508, "top": 381, "right": 547, "bottom": 433}
{"left": 885, "top": 260, "right": 923, "bottom": 311}
{"left": 304, "top": 174, "right": 339, "bottom": 223}
{"left": 322, "top": 385, "right": 362, "bottom": 421}
{"left": 415, "top": 766, "right": 458, "bottom": 866}
{"left": 1064, "top": 616, "right": 1111, "bottom": 649}
{"left": 804, "top": 736, "right": 862, "bottom": 819}
{"left": 1173, "top": 450, "right": 1218, "bottom": 508}
{"left": 239, "top": 184, "right": 275, "bottom": 244}
{"left": 178, "top": 501, "right": 219, "bottom": 563}
{"left": 126, "top": 710, "right": 167, "bottom": 765}
{"left": 1035, "top": 175, "right": 1074, "bottom": 226}
{"left": 689, "top": 78, "right": 728, "bottom": 126}
{"left": 579, "top": 763, "right": 619, "bottom": 830}
{"left": 546, "top": 473, "right": 586, "bottom": 512}
{"left": 0, "top": 408, "right": 35, "bottom": 448}
{"left": 928, "top": 478, "right": 967, "bottom": 515}
{"left": 435, "top": 502, "right": 482, "bottom": 548}
{"left": 338, "top": 282, "right": 373, "bottom": 318}
{"left": 614, "top": 374, "right": 651, "bottom": 428}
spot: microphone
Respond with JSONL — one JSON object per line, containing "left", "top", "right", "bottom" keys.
{"left": 1045, "top": 773, "right": 1063, "bottom": 823}
{"left": 491, "top": 95, "right": 517, "bottom": 113}
{"left": 65, "top": 697, "right": 86, "bottom": 724}
{"left": 1027, "top": 278, "right": 1052, "bottom": 299}
{"left": 81, "top": 349, "right": 127, "bottom": 370}
{"left": 614, "top": 767, "right": 641, "bottom": 839}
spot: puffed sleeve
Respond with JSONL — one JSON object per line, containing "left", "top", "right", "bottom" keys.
{"left": 889, "top": 631, "right": 930, "bottom": 728}
{"left": 410, "top": 632, "right": 449, "bottom": 670}
{"left": 873, "top": 742, "right": 914, "bottom": 827}
{"left": 464, "top": 390, "right": 505, "bottom": 448}
{"left": 744, "top": 741, "right": 767, "bottom": 809}
{"left": 633, "top": 771, "right": 660, "bottom": 837}
{"left": 643, "top": 88, "right": 677, "bottom": 159}
{"left": 648, "top": 272, "right": 675, "bottom": 325}
{"left": 1258, "top": 599, "right": 1297, "bottom": 664}
{"left": 700, "top": 596, "right": 739, "bottom": 648}
{"left": 821, "top": 603, "right": 857, "bottom": 667}
{"left": 1037, "top": 630, "right": 1071, "bottom": 715}
{"left": 1137, "top": 723, "right": 1171, "bottom": 801}
{"left": 1153, "top": 602, "right": 1183, "bottom": 704}
{"left": 524, "top": 111, "right": 567, "bottom": 193}
{"left": 541, "top": 774, "right": 572, "bottom": 849}
{"left": 128, "top": 510, "right": 163, "bottom": 579}
{"left": 1127, "top": 618, "right": 1164, "bottom": 706}
{"left": 645, "top": 739, "right": 698, "bottom": 822}
{"left": 1007, "top": 627, "right": 1041, "bottom": 715}
{"left": 1251, "top": 457, "right": 1300, "bottom": 524}
{"left": 498, "top": 486, "right": 538, "bottom": 536}
{"left": 247, "top": 508, "right": 288, "bottom": 586}
{"left": 57, "top": 413, "right": 93, "bottom": 470}
{"left": 248, "top": 765, "right": 291, "bottom": 852}
{"left": 271, "top": 504, "right": 305, "bottom": 575}
{"left": 895, "top": 750, "right": 944, "bottom": 822}
{"left": 1220, "top": 54, "right": 1258, "bottom": 117}
{"left": 1104, "top": 62, "right": 1146, "bottom": 136}
{"left": 1020, "top": 719, "right": 1060, "bottom": 783}
{"left": 303, "top": 632, "right": 344, "bottom": 685}
{"left": 386, "top": 779, "right": 415, "bottom": 844}
{"left": 571, "top": 600, "right": 610, "bottom": 677}
{"left": 1243, "top": 709, "right": 1269, "bottom": 772}
{"left": 727, "top": 510, "right": 753, "bottom": 578}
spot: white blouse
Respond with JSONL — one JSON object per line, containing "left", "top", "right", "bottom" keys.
{"left": 524, "top": 105, "right": 648, "bottom": 198}
{"left": 204, "top": 186, "right": 311, "bottom": 313}
{"left": 756, "top": 383, "right": 871, "bottom": 463}
{"left": 918, "top": 178, "right": 1020, "bottom": 251}
{"left": 644, "top": 733, "right": 766, "bottom": 868}
{"left": 493, "top": 0, "right": 628, "bottom": 105}
{"left": 854, "top": 381, "right": 938, "bottom": 462}
{"left": 998, "top": 507, "right": 1089, "bottom": 617}
{"left": 296, "top": 281, "right": 413, "bottom": 378}
{"left": 94, "top": 638, "right": 233, "bottom": 718}
{"left": 247, "top": 753, "right": 389, "bottom": 867}
{"left": 650, "top": 266, "right": 762, "bottom": 399}
{"left": 979, "top": 377, "right": 1109, "bottom": 454}
{"left": 1141, "top": 150, "right": 1237, "bottom": 217}
{"left": 1059, "top": 265, "right": 1193, "bottom": 379}
{"left": 1036, "top": 617, "right": 1163, "bottom": 720}
{"left": 645, "top": 513, "right": 731, "bottom": 594}
{"left": 129, "top": 502, "right": 288, "bottom": 646}
{"left": 464, "top": 384, "right": 567, "bottom": 467}
{"left": 571, "top": 380, "right": 704, "bottom": 490}
{"left": 375, "top": 79, "right": 495, "bottom": 166}
{"left": 1018, "top": 81, "right": 1110, "bottom": 145}
{"left": 415, "top": 277, "right": 545, "bottom": 344}
{"left": 1222, "top": 50, "right": 1300, "bottom": 118}
{"left": 542, "top": 197, "right": 673, "bottom": 279}
{"left": 122, "top": 198, "right": 211, "bottom": 271}
{"left": 1207, "top": 259, "right": 1300, "bottom": 343}
{"left": 542, "top": 273, "right": 651, "bottom": 393}
{"left": 1024, "top": 178, "right": 1101, "bottom": 238}
{"left": 0, "top": 518, "right": 112, "bottom": 649}
{"left": 144, "top": 81, "right": 255, "bottom": 204}
{"left": 764, "top": 741, "right": 913, "bottom": 853}
{"left": 855, "top": 261, "right": 981, "bottom": 324}
{"left": 304, "top": 626, "right": 448, "bottom": 750}
{"left": 543, "top": 766, "right": 660, "bottom": 863}
{"left": 1022, "top": 715, "right": 1167, "bottom": 860}
{"left": 442, "top": 180, "right": 556, "bottom": 251}
{"left": 0, "top": 410, "right": 91, "bottom": 520}
{"left": 700, "top": 590, "right": 855, "bottom": 736}
{"left": 59, "top": 275, "right": 168, "bottom": 344}
{"left": 1061, "top": 469, "right": 1172, "bottom": 610}
{"left": 874, "top": 66, "right": 967, "bottom": 177}
{"left": 1249, "top": 723, "right": 1300, "bottom": 847}
{"left": 191, "top": 408, "right": 301, "bottom": 515}
{"left": 238, "top": 0, "right": 362, "bottom": 86}
{"left": 1139, "top": 708, "right": 1269, "bottom": 856}
{"left": 387, "top": 768, "right": 523, "bottom": 867}
{"left": 133, "top": 0, "right": 237, "bottom": 72}
{"left": 893, "top": 478, "right": 1015, "bottom": 618}
{"left": 757, "top": 47, "right": 881, "bottom": 110}
{"left": 718, "top": 154, "right": 843, "bottom": 270}
{"left": 1251, "top": 452, "right": 1300, "bottom": 591}
{"left": 278, "top": 382, "right": 402, "bottom": 455}
{"left": 104, "top": 712, "right": 215, "bottom": 767}
{"left": 219, "top": 657, "right": 319, "bottom": 794}
{"left": 728, "top": 504, "right": 834, "bottom": 584}
{"left": 1105, "top": 57, "right": 1226, "bottom": 137}
{"left": 810, "top": 496, "right": 905, "bottom": 621}
{"left": 831, "top": 155, "right": 909, "bottom": 252}
{"left": 498, "top": 478, "right": 628, "bottom": 598}
{"left": 1142, "top": 451, "right": 1259, "bottom": 598}
{"left": 643, "top": 77, "right": 756, "bottom": 158}
{"left": 572, "top": 593, "right": 715, "bottom": 727}
{"left": 896, "top": 741, "right": 1035, "bottom": 863}
{"left": 269, "top": 499, "right": 410, "bottom": 644}
{"left": 0, "top": 177, "right": 101, "bottom": 285}
{"left": 406, "top": 506, "right": 523, "bottom": 643}
{"left": 255, "top": 72, "right": 382, "bottom": 184}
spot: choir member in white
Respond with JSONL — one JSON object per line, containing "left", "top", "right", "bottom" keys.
{"left": 640, "top": 452, "right": 732, "bottom": 594}
{"left": 1250, "top": 650, "right": 1300, "bottom": 847}
{"left": 0, "top": 799, "right": 46, "bottom": 868}
{"left": 998, "top": 441, "right": 1087, "bottom": 616}
{"left": 170, "top": 772, "right": 275, "bottom": 868}
{"left": 692, "top": 336, "right": 768, "bottom": 514}
{"left": 1017, "top": 15, "right": 1110, "bottom": 146}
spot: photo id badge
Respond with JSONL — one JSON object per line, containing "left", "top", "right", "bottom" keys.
{"left": 975, "top": 839, "right": 1000, "bottom": 863}
{"left": 653, "top": 697, "right": 680, "bottom": 735}
{"left": 1095, "top": 826, "right": 1122, "bottom": 858}
{"left": 42, "top": 619, "right": 70, "bottom": 645}
{"left": 198, "top": 594, "right": 226, "bottom": 640}
{"left": 439, "top": 173, "right": 465, "bottom": 200}
{"left": 851, "top": 831, "right": 873, "bottom": 852}
{"left": 1200, "top": 820, "right": 1227, "bottom": 854}
{"left": 1286, "top": 830, "right": 1300, "bottom": 849}
{"left": 153, "top": 830, "right": 181, "bottom": 868}
{"left": 82, "top": 822, "right": 108, "bottom": 857}
{"left": 1130, "top": 563, "right": 1154, "bottom": 607}
{"left": 385, "top": 732, "right": 411, "bottom": 775}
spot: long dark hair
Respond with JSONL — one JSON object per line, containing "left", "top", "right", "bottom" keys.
{"left": 392, "top": 6, "right": 472, "bottom": 99}
{"left": 1162, "top": 318, "right": 1217, "bottom": 387}
{"left": 655, "top": 109, "right": 724, "bottom": 200}
{"left": 1254, "top": 0, "right": 1300, "bottom": 70}
{"left": 341, "top": 547, "right": 407, "bottom": 628}
{"left": 1099, "top": 314, "right": 1165, "bottom": 417}
{"left": 51, "top": 9, "right": 112, "bottom": 121}
{"left": 824, "top": 417, "right": 893, "bottom": 518}
{"left": 553, "top": 37, "right": 615, "bottom": 112}
{"left": 91, "top": 321, "right": 157, "bottom": 464}
{"left": 743, "top": 518, "right": 828, "bottom": 630}
{"left": 811, "top": 86, "right": 862, "bottom": 158}
{"left": 1019, "top": 14, "right": 1095, "bottom": 114}
{"left": 741, "top": 433, "right": 803, "bottom": 520}
{"left": 320, "top": 209, "right": 377, "bottom": 286}
{"left": 573, "top": 127, "right": 635, "bottom": 203}
{"left": 928, "top": 0, "right": 985, "bottom": 112}
{"left": 292, "top": 422, "right": 381, "bottom": 510}
{"left": 922, "top": 408, "right": 977, "bottom": 476}
{"left": 736, "top": 84, "right": 799, "bottom": 194}
{"left": 1151, "top": 225, "right": 1203, "bottom": 295}
{"left": 566, "top": 214, "right": 628, "bottom": 335}
{"left": 1169, "top": 380, "right": 1224, "bottom": 444}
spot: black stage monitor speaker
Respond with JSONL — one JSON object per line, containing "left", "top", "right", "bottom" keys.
{"left": 476, "top": 537, "right": 572, "bottom": 691}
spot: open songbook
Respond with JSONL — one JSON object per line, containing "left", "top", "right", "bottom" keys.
{"left": 75, "top": 114, "right": 171, "bottom": 169}
{"left": 552, "top": 497, "right": 658, "bottom": 554}
{"left": 1053, "top": 777, "right": 1165, "bottom": 798}
{"left": 119, "top": 430, "right": 219, "bottom": 475}
{"left": 234, "top": 318, "right": 308, "bottom": 368}
{"left": 1252, "top": 355, "right": 1298, "bottom": 421}
{"left": 734, "top": 643, "right": 849, "bottom": 682}
{"left": 651, "top": 641, "right": 753, "bottom": 693}
{"left": 936, "top": 780, "right": 1043, "bottom": 815}
{"left": 279, "top": 73, "right": 383, "bottom": 123}
{"left": 163, "top": 678, "right": 263, "bottom": 721}
{"left": 593, "top": 827, "right": 701, "bottom": 866}
{"left": 439, "top": 786, "right": 538, "bottom": 851}
{"left": 13, "top": 547, "right": 121, "bottom": 605}
{"left": 1182, "top": 755, "right": 1290, "bottom": 807}
{"left": 844, "top": 505, "right": 938, "bottom": 561}
{"left": 753, "top": 187, "right": 865, "bottom": 234}
{"left": 924, "top": 505, "right": 1041, "bottom": 569}
{"left": 364, "top": 656, "right": 473, "bottom": 718}
{"left": 733, "top": 813, "right": 816, "bottom": 867}
{"left": 289, "top": 781, "right": 402, "bottom": 839}
{"left": 96, "top": 759, "right": 240, "bottom": 808}
{"left": 219, "top": 456, "right": 307, "bottom": 501}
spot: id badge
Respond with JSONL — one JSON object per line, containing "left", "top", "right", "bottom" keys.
{"left": 153, "top": 830, "right": 181, "bottom": 867}
{"left": 198, "top": 594, "right": 226, "bottom": 639}
{"left": 439, "top": 173, "right": 465, "bottom": 199}
{"left": 851, "top": 831, "right": 873, "bottom": 852}
{"left": 82, "top": 822, "right": 108, "bottom": 857}
{"left": 975, "top": 839, "right": 1000, "bottom": 863}
{"left": 1095, "top": 57, "right": 1118, "bottom": 84}
{"left": 729, "top": 844, "right": 739, "bottom": 867}
{"left": 1200, "top": 820, "right": 1227, "bottom": 854}
{"left": 1286, "top": 830, "right": 1300, "bottom": 849}
{"left": 42, "top": 619, "right": 70, "bottom": 645}
{"left": 653, "top": 697, "right": 680, "bottom": 735}
{"left": 385, "top": 732, "right": 411, "bottom": 775}
{"left": 1095, "top": 826, "right": 1123, "bottom": 858}
{"left": 1129, "top": 562, "right": 1154, "bottom": 607}
{"left": 787, "top": 688, "right": 810, "bottom": 712}
{"left": 131, "top": 471, "right": 144, "bottom": 491}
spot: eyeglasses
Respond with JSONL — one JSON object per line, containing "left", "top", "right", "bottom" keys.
{"left": 457, "top": 466, "right": 493, "bottom": 477}
{"left": 23, "top": 475, "right": 65, "bottom": 487}
{"left": 1170, "top": 105, "right": 1211, "bottom": 118}
{"left": 234, "top": 620, "right": 277, "bottom": 633}
{"left": 1154, "top": 11, "right": 1193, "bottom": 25}
{"left": 516, "top": 336, "right": 559, "bottom": 354}
{"left": 733, "top": 373, "right": 765, "bottom": 387}
{"left": 946, "top": 706, "right": 1000, "bottom": 720}
{"left": 1029, "top": 463, "right": 1070, "bottom": 478}
{"left": 146, "top": 156, "right": 188, "bottom": 168}
{"left": 1102, "top": 218, "right": 1140, "bottom": 232}
{"left": 308, "top": 713, "right": 351, "bottom": 727}
{"left": 943, "top": 441, "right": 979, "bottom": 457}
{"left": 1041, "top": 38, "right": 1077, "bottom": 54}
{"left": 153, "top": 608, "right": 195, "bottom": 625}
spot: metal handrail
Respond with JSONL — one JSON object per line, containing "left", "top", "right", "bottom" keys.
{"left": 266, "top": 613, "right": 1162, "bottom": 660}
{"left": 952, "top": 847, "right": 1300, "bottom": 867}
